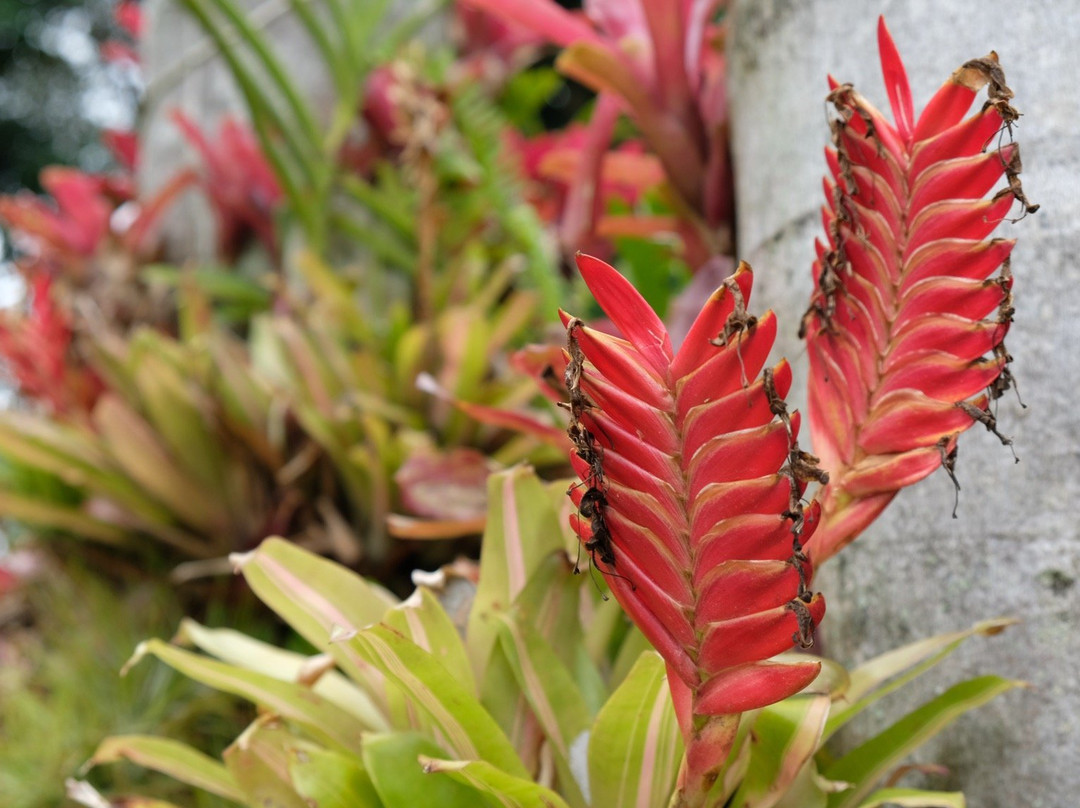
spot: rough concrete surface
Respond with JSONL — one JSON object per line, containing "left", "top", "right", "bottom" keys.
{"left": 730, "top": 2, "right": 1080, "bottom": 805}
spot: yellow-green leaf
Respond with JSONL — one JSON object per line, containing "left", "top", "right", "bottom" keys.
{"left": 87, "top": 735, "right": 243, "bottom": 802}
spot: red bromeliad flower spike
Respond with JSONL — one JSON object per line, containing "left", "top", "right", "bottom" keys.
{"left": 561, "top": 254, "right": 826, "bottom": 804}
{"left": 802, "top": 18, "right": 1037, "bottom": 565}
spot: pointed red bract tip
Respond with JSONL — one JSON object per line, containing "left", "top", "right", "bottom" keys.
{"left": 877, "top": 17, "right": 914, "bottom": 144}
{"left": 575, "top": 253, "right": 673, "bottom": 378}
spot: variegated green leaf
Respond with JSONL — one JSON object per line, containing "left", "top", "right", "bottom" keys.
{"left": 467, "top": 467, "right": 567, "bottom": 676}
{"left": 588, "top": 652, "right": 683, "bottom": 808}
{"left": 87, "top": 735, "right": 243, "bottom": 803}
{"left": 345, "top": 624, "right": 529, "bottom": 778}
{"left": 420, "top": 756, "right": 573, "bottom": 808}
{"left": 233, "top": 537, "right": 397, "bottom": 691}
{"left": 509, "top": 550, "right": 604, "bottom": 713}
{"left": 384, "top": 587, "right": 476, "bottom": 694}
{"left": 730, "top": 694, "right": 831, "bottom": 808}
{"left": 495, "top": 613, "right": 590, "bottom": 808}
{"left": 825, "top": 676, "right": 1022, "bottom": 808}
{"left": 176, "top": 619, "right": 389, "bottom": 731}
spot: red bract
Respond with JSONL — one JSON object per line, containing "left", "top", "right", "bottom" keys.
{"left": 508, "top": 112, "right": 667, "bottom": 255}
{"left": 461, "top": 0, "right": 733, "bottom": 244}
{"left": 0, "top": 168, "right": 115, "bottom": 271}
{"left": 453, "top": 1, "right": 546, "bottom": 82}
{"left": 0, "top": 276, "right": 102, "bottom": 415}
{"left": 802, "top": 18, "right": 1036, "bottom": 564}
{"left": 562, "top": 254, "right": 824, "bottom": 797}
{"left": 171, "top": 111, "right": 283, "bottom": 263}
{"left": 0, "top": 165, "right": 191, "bottom": 281}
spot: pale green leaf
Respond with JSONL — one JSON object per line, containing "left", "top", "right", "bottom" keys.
{"left": 126, "top": 639, "right": 365, "bottom": 755}
{"left": 224, "top": 718, "right": 309, "bottom": 808}
{"left": 87, "top": 735, "right": 243, "bottom": 802}
{"left": 176, "top": 619, "right": 389, "bottom": 731}
{"left": 856, "top": 788, "right": 965, "bottom": 807}
{"left": 289, "top": 744, "right": 383, "bottom": 808}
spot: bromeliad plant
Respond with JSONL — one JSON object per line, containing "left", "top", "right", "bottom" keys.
{"left": 74, "top": 16, "right": 1030, "bottom": 808}
{"left": 801, "top": 18, "right": 1037, "bottom": 564}
{"left": 77, "top": 468, "right": 1017, "bottom": 808}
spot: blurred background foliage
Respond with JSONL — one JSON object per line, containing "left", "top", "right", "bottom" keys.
{"left": 0, "top": 0, "right": 138, "bottom": 191}
{"left": 0, "top": 0, "right": 735, "bottom": 803}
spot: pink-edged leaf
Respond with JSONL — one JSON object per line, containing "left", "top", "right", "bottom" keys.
{"left": 395, "top": 446, "right": 492, "bottom": 521}
{"left": 589, "top": 651, "right": 684, "bottom": 808}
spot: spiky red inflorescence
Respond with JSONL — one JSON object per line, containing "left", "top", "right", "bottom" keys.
{"left": 561, "top": 254, "right": 825, "bottom": 731}
{"left": 802, "top": 18, "right": 1035, "bottom": 564}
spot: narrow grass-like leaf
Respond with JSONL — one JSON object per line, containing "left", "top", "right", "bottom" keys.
{"left": 824, "top": 676, "right": 1022, "bottom": 808}
{"left": 825, "top": 618, "right": 1015, "bottom": 739}
{"left": 0, "top": 491, "right": 129, "bottom": 545}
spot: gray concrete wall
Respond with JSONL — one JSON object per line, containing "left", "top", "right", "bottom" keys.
{"left": 139, "top": 0, "right": 334, "bottom": 259}
{"left": 730, "top": 2, "right": 1080, "bottom": 806}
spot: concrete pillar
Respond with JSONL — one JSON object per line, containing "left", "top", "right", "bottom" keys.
{"left": 730, "top": 2, "right": 1079, "bottom": 805}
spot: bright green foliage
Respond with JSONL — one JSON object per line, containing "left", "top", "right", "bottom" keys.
{"left": 80, "top": 469, "right": 1019, "bottom": 807}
